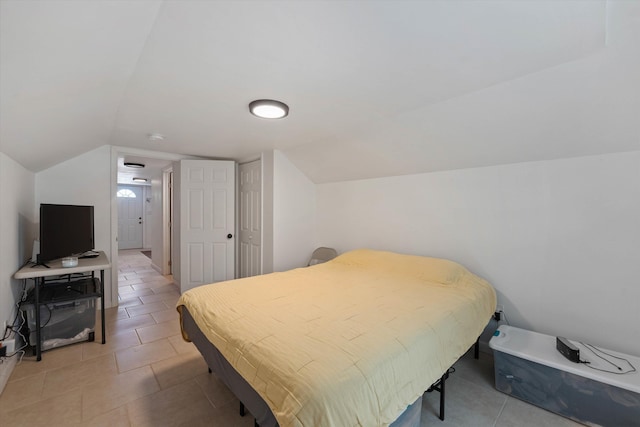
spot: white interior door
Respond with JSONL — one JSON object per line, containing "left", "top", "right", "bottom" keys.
{"left": 117, "top": 185, "right": 143, "bottom": 249}
{"left": 239, "top": 160, "right": 262, "bottom": 278}
{"left": 176, "top": 159, "right": 235, "bottom": 293}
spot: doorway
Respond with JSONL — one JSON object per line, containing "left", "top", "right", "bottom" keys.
{"left": 111, "top": 150, "right": 182, "bottom": 307}
{"left": 117, "top": 185, "right": 144, "bottom": 250}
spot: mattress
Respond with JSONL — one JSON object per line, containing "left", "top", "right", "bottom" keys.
{"left": 177, "top": 249, "right": 496, "bottom": 427}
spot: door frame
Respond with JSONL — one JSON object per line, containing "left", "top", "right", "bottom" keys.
{"left": 162, "top": 166, "right": 173, "bottom": 275}
{"left": 110, "top": 146, "right": 202, "bottom": 306}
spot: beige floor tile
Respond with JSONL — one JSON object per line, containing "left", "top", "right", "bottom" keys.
{"left": 115, "top": 339, "right": 177, "bottom": 373}
{"left": 168, "top": 334, "right": 201, "bottom": 355}
{"left": 81, "top": 365, "right": 159, "bottom": 421}
{"left": 151, "top": 351, "right": 209, "bottom": 390}
{"left": 130, "top": 270, "right": 159, "bottom": 278}
{"left": 105, "top": 306, "right": 130, "bottom": 322}
{"left": 0, "top": 388, "right": 83, "bottom": 426}
{"left": 82, "top": 329, "right": 141, "bottom": 360}
{"left": 107, "top": 313, "right": 156, "bottom": 336}
{"left": 149, "top": 284, "right": 180, "bottom": 295}
{"left": 131, "top": 278, "right": 172, "bottom": 289}
{"left": 118, "top": 286, "right": 154, "bottom": 298}
{"left": 123, "top": 274, "right": 151, "bottom": 283}
{"left": 81, "top": 405, "right": 131, "bottom": 427}
{"left": 117, "top": 284, "right": 134, "bottom": 292}
{"left": 150, "top": 307, "right": 180, "bottom": 324}
{"left": 140, "top": 290, "right": 179, "bottom": 305}
{"left": 209, "top": 400, "right": 256, "bottom": 427}
{"left": 118, "top": 296, "right": 143, "bottom": 308}
{"left": 8, "top": 344, "right": 83, "bottom": 382}
{"left": 120, "top": 277, "right": 148, "bottom": 286}
{"left": 136, "top": 319, "right": 181, "bottom": 344}
{"left": 125, "top": 301, "right": 168, "bottom": 317}
{"left": 127, "top": 380, "right": 218, "bottom": 427}
{"left": 194, "top": 371, "right": 237, "bottom": 409}
{"left": 123, "top": 276, "right": 151, "bottom": 283}
{"left": 41, "top": 353, "right": 118, "bottom": 399}
{"left": 0, "top": 371, "right": 46, "bottom": 413}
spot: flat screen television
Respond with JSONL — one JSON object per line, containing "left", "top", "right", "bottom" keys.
{"left": 39, "top": 204, "right": 95, "bottom": 263}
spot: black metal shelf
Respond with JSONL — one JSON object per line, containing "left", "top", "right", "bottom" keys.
{"left": 23, "top": 277, "right": 102, "bottom": 305}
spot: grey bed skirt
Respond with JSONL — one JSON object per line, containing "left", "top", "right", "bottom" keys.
{"left": 181, "top": 307, "right": 423, "bottom": 427}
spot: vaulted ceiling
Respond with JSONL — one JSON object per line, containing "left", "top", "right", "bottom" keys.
{"left": 1, "top": 1, "right": 638, "bottom": 183}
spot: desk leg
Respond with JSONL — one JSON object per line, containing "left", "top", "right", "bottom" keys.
{"left": 100, "top": 269, "right": 106, "bottom": 344}
{"left": 35, "top": 277, "right": 42, "bottom": 361}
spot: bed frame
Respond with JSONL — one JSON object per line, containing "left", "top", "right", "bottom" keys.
{"left": 182, "top": 307, "right": 480, "bottom": 426}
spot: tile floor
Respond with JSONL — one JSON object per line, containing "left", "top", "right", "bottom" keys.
{"left": 0, "top": 249, "right": 583, "bottom": 426}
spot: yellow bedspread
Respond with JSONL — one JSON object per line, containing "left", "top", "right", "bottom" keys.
{"left": 177, "top": 249, "right": 496, "bottom": 427}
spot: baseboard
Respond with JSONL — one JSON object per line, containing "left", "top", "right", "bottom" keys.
{"left": 0, "top": 354, "right": 18, "bottom": 396}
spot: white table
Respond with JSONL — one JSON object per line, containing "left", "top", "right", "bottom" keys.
{"left": 14, "top": 251, "right": 111, "bottom": 360}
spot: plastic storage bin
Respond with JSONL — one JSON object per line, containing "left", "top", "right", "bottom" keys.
{"left": 489, "top": 325, "right": 640, "bottom": 427}
{"left": 20, "top": 279, "right": 96, "bottom": 350}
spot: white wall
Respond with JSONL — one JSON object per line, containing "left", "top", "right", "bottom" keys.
{"left": 0, "top": 152, "right": 35, "bottom": 336}
{"left": 148, "top": 178, "right": 164, "bottom": 273}
{"left": 35, "top": 145, "right": 114, "bottom": 307}
{"left": 317, "top": 151, "right": 640, "bottom": 356}
{"left": 272, "top": 150, "right": 317, "bottom": 272}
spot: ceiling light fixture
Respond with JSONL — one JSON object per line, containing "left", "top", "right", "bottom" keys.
{"left": 249, "top": 99, "right": 289, "bottom": 119}
{"left": 132, "top": 177, "right": 148, "bottom": 183}
{"left": 148, "top": 133, "right": 165, "bottom": 142}
{"left": 124, "top": 162, "right": 145, "bottom": 168}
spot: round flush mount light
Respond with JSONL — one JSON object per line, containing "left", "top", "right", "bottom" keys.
{"left": 124, "top": 162, "right": 145, "bottom": 168}
{"left": 249, "top": 99, "right": 289, "bottom": 119}
{"left": 132, "top": 177, "right": 148, "bottom": 183}
{"left": 148, "top": 133, "right": 165, "bottom": 142}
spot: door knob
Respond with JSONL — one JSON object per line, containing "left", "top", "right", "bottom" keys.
{"left": 227, "top": 233, "right": 233, "bottom": 239}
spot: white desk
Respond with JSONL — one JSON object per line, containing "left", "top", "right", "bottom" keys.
{"left": 14, "top": 251, "right": 110, "bottom": 360}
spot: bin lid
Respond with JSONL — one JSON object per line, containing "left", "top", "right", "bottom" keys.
{"left": 489, "top": 325, "right": 640, "bottom": 394}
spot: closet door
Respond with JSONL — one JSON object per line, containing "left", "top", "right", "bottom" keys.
{"left": 239, "top": 160, "right": 262, "bottom": 278}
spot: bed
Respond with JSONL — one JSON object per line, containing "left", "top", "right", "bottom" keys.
{"left": 177, "top": 249, "right": 496, "bottom": 427}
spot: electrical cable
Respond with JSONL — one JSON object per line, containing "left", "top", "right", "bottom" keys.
{"left": 40, "top": 304, "right": 53, "bottom": 329}
{"left": 499, "top": 310, "right": 510, "bottom": 326}
{"left": 3, "top": 281, "right": 28, "bottom": 340}
{"left": 2, "top": 299, "right": 30, "bottom": 358}
{"left": 579, "top": 342, "right": 636, "bottom": 375}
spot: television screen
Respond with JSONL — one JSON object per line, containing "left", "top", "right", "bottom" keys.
{"left": 39, "top": 204, "right": 95, "bottom": 263}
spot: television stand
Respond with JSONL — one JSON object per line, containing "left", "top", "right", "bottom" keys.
{"left": 14, "top": 251, "right": 111, "bottom": 360}
{"left": 30, "top": 261, "right": 50, "bottom": 268}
